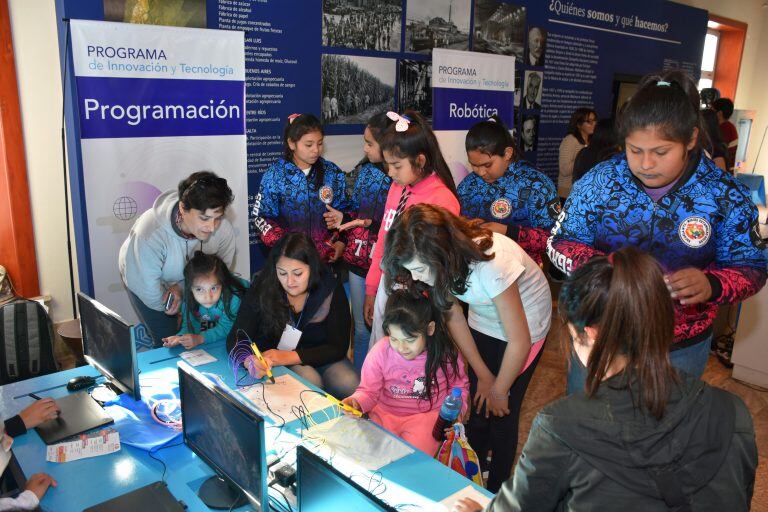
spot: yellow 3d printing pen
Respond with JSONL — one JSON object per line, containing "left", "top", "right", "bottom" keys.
{"left": 250, "top": 343, "right": 275, "bottom": 384}
{"left": 325, "top": 393, "right": 363, "bottom": 417}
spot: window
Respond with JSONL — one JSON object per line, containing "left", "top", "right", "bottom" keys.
{"left": 699, "top": 28, "right": 720, "bottom": 90}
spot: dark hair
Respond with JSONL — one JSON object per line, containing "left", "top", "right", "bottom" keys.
{"left": 379, "top": 110, "right": 459, "bottom": 199}
{"left": 617, "top": 70, "right": 701, "bottom": 149}
{"left": 382, "top": 290, "right": 460, "bottom": 408}
{"left": 354, "top": 112, "right": 395, "bottom": 171}
{"left": 251, "top": 232, "right": 327, "bottom": 340}
{"left": 712, "top": 97, "right": 735, "bottom": 119}
{"left": 465, "top": 115, "right": 521, "bottom": 162}
{"left": 701, "top": 109, "right": 728, "bottom": 162}
{"left": 383, "top": 204, "right": 493, "bottom": 311}
{"left": 183, "top": 252, "right": 247, "bottom": 334}
{"left": 558, "top": 247, "right": 678, "bottom": 419}
{"left": 177, "top": 171, "right": 233, "bottom": 212}
{"left": 572, "top": 119, "right": 620, "bottom": 183}
{"left": 283, "top": 113, "right": 326, "bottom": 189}
{"left": 566, "top": 107, "right": 597, "bottom": 144}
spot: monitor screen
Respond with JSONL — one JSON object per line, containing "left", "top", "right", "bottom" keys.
{"left": 179, "top": 363, "right": 268, "bottom": 511}
{"left": 297, "top": 445, "right": 396, "bottom": 512}
{"left": 77, "top": 292, "right": 140, "bottom": 401}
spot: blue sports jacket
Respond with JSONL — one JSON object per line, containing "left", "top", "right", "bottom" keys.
{"left": 458, "top": 160, "right": 560, "bottom": 264}
{"left": 548, "top": 152, "right": 767, "bottom": 346}
{"left": 342, "top": 162, "right": 392, "bottom": 274}
{"left": 253, "top": 157, "right": 350, "bottom": 261}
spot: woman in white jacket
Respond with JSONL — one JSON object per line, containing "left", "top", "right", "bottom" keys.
{"left": 119, "top": 171, "right": 236, "bottom": 347}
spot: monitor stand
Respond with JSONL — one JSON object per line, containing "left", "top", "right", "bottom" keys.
{"left": 90, "top": 382, "right": 121, "bottom": 403}
{"left": 198, "top": 475, "right": 247, "bottom": 510}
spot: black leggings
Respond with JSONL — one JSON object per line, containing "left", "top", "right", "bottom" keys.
{"left": 466, "top": 327, "right": 544, "bottom": 493}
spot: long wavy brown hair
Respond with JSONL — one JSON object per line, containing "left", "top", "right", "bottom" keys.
{"left": 382, "top": 204, "right": 493, "bottom": 311}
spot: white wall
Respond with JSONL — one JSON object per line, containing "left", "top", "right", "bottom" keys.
{"left": 6, "top": 1, "right": 768, "bottom": 323}
{"left": 675, "top": 0, "right": 768, "bottom": 176}
{"left": 8, "top": 0, "right": 79, "bottom": 323}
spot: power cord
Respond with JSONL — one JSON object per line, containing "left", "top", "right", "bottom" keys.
{"left": 147, "top": 439, "right": 185, "bottom": 482}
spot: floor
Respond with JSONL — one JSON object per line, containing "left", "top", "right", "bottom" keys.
{"left": 51, "top": 319, "right": 768, "bottom": 509}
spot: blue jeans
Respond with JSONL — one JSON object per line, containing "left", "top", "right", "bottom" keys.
{"left": 126, "top": 289, "right": 178, "bottom": 349}
{"left": 290, "top": 359, "right": 360, "bottom": 398}
{"left": 566, "top": 335, "right": 712, "bottom": 395}
{"left": 348, "top": 272, "right": 371, "bottom": 374}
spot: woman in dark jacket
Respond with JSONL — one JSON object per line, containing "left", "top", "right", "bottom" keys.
{"left": 227, "top": 232, "right": 358, "bottom": 398}
{"left": 454, "top": 247, "right": 756, "bottom": 512}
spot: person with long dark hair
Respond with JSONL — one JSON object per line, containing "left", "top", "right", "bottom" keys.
{"left": 162, "top": 252, "right": 248, "bottom": 349}
{"left": 571, "top": 117, "right": 620, "bottom": 183}
{"left": 342, "top": 290, "right": 468, "bottom": 455}
{"left": 324, "top": 113, "right": 394, "bottom": 372}
{"left": 227, "top": 232, "right": 359, "bottom": 398}
{"left": 549, "top": 70, "right": 767, "bottom": 390}
{"left": 558, "top": 107, "right": 597, "bottom": 198}
{"left": 701, "top": 108, "right": 729, "bottom": 171}
{"left": 253, "top": 113, "right": 350, "bottom": 263}
{"left": 119, "top": 171, "right": 236, "bottom": 347}
{"left": 383, "top": 204, "right": 551, "bottom": 492}
{"left": 460, "top": 116, "right": 559, "bottom": 265}
{"left": 454, "top": 247, "right": 757, "bottom": 511}
{"left": 362, "top": 110, "right": 460, "bottom": 344}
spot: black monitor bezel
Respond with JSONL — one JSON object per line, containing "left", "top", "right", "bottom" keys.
{"left": 296, "top": 445, "right": 397, "bottom": 512}
{"left": 77, "top": 292, "right": 141, "bottom": 401}
{"left": 178, "top": 362, "right": 268, "bottom": 511}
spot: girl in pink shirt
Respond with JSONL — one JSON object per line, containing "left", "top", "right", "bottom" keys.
{"left": 343, "top": 290, "right": 468, "bottom": 455}
{"left": 363, "top": 110, "right": 460, "bottom": 345}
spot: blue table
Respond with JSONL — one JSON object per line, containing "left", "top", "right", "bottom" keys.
{"left": 1, "top": 340, "right": 490, "bottom": 510}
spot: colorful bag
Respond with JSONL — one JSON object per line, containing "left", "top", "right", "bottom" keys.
{"left": 436, "top": 423, "right": 484, "bottom": 487}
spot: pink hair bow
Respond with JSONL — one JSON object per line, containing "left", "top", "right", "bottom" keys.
{"left": 386, "top": 111, "right": 411, "bottom": 132}
{"left": 287, "top": 113, "right": 301, "bottom": 124}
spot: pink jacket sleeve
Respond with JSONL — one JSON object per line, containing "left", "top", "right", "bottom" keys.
{"left": 350, "top": 338, "right": 387, "bottom": 412}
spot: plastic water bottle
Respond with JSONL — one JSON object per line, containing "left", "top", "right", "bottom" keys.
{"left": 432, "top": 387, "right": 463, "bottom": 441}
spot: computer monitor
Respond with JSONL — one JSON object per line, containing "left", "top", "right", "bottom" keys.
{"left": 296, "top": 445, "right": 396, "bottom": 512}
{"left": 178, "top": 362, "right": 268, "bottom": 511}
{"left": 77, "top": 292, "right": 141, "bottom": 401}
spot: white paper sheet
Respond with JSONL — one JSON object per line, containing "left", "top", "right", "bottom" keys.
{"left": 239, "top": 373, "right": 331, "bottom": 423}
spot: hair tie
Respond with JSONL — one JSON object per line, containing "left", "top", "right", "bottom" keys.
{"left": 487, "top": 117, "right": 497, "bottom": 123}
{"left": 656, "top": 80, "right": 671, "bottom": 87}
{"left": 386, "top": 111, "right": 411, "bottom": 132}
{"left": 287, "top": 113, "right": 301, "bottom": 124}
{"left": 606, "top": 252, "right": 615, "bottom": 266}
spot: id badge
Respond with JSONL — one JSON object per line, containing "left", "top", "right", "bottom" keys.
{"left": 277, "top": 324, "right": 303, "bottom": 351}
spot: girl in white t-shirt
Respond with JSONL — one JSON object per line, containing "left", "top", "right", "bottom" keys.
{"left": 382, "top": 204, "right": 551, "bottom": 492}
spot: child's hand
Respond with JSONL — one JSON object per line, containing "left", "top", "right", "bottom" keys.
{"left": 473, "top": 374, "right": 496, "bottom": 418}
{"left": 177, "top": 334, "right": 203, "bottom": 349}
{"left": 328, "top": 241, "right": 345, "bottom": 263}
{"left": 24, "top": 473, "right": 57, "bottom": 500}
{"left": 341, "top": 396, "right": 362, "bottom": 415}
{"left": 323, "top": 204, "right": 343, "bottom": 229}
{"left": 338, "top": 218, "right": 372, "bottom": 232}
{"left": 244, "top": 355, "right": 268, "bottom": 379}
{"left": 19, "top": 398, "right": 60, "bottom": 429}
{"left": 162, "top": 336, "right": 181, "bottom": 347}
{"left": 452, "top": 497, "right": 483, "bottom": 512}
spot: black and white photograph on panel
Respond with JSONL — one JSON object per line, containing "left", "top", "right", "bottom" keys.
{"left": 405, "top": 0, "right": 471, "bottom": 54}
{"left": 322, "top": 0, "right": 402, "bottom": 52}
{"left": 472, "top": 1, "right": 526, "bottom": 61}
{"left": 321, "top": 54, "right": 396, "bottom": 125}
{"left": 527, "top": 26, "right": 547, "bottom": 66}
{"left": 398, "top": 60, "right": 433, "bottom": 121}
{"left": 522, "top": 70, "right": 543, "bottom": 110}
{"left": 521, "top": 114, "right": 539, "bottom": 152}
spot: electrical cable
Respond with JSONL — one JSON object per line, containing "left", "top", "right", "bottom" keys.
{"left": 147, "top": 439, "right": 185, "bottom": 483}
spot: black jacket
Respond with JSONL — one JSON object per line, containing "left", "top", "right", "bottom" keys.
{"left": 486, "top": 372, "right": 757, "bottom": 511}
{"left": 226, "top": 271, "right": 350, "bottom": 367}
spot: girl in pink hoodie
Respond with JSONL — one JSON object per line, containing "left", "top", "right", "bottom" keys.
{"left": 343, "top": 290, "right": 468, "bottom": 455}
